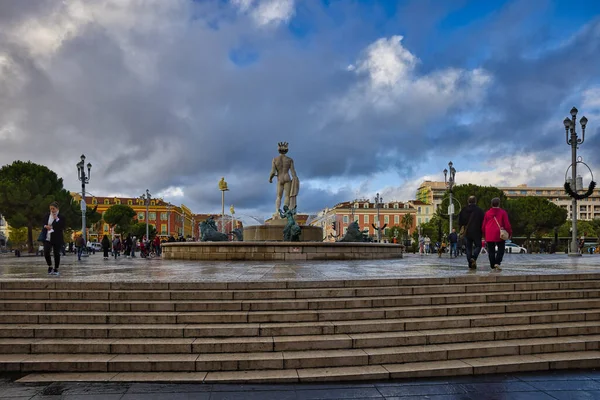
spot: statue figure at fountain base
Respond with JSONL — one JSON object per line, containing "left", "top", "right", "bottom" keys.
{"left": 230, "top": 228, "right": 244, "bottom": 242}
{"left": 279, "top": 205, "right": 301, "bottom": 242}
{"left": 200, "top": 216, "right": 229, "bottom": 242}
{"left": 269, "top": 142, "right": 300, "bottom": 219}
{"left": 339, "top": 221, "right": 370, "bottom": 242}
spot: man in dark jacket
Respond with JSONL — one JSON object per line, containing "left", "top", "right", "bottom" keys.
{"left": 448, "top": 228, "right": 458, "bottom": 258}
{"left": 458, "top": 196, "right": 485, "bottom": 269}
{"left": 42, "top": 201, "right": 66, "bottom": 275}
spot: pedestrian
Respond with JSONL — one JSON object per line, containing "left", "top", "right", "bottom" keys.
{"left": 448, "top": 228, "right": 458, "bottom": 258}
{"left": 75, "top": 234, "right": 85, "bottom": 261}
{"left": 41, "top": 201, "right": 65, "bottom": 275}
{"left": 154, "top": 235, "right": 162, "bottom": 256}
{"left": 101, "top": 235, "right": 110, "bottom": 260}
{"left": 458, "top": 195, "right": 485, "bottom": 270}
{"left": 125, "top": 234, "right": 132, "bottom": 258}
{"left": 424, "top": 235, "right": 431, "bottom": 254}
{"left": 112, "top": 236, "right": 121, "bottom": 259}
{"left": 131, "top": 236, "right": 137, "bottom": 258}
{"left": 482, "top": 197, "right": 512, "bottom": 272}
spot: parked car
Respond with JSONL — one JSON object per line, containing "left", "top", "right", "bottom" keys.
{"left": 89, "top": 242, "right": 102, "bottom": 252}
{"left": 481, "top": 241, "right": 527, "bottom": 254}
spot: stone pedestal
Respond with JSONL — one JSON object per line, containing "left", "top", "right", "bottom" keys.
{"left": 244, "top": 225, "right": 323, "bottom": 242}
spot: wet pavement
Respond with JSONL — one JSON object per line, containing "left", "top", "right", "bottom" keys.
{"left": 2, "top": 370, "right": 600, "bottom": 399}
{"left": 0, "top": 252, "right": 599, "bottom": 282}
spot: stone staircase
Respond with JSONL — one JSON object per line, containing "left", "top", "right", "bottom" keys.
{"left": 3, "top": 274, "right": 600, "bottom": 383}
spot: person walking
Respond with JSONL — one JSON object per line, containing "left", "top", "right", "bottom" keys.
{"left": 125, "top": 234, "right": 132, "bottom": 258}
{"left": 101, "top": 235, "right": 110, "bottom": 260}
{"left": 131, "top": 236, "right": 137, "bottom": 258}
{"left": 42, "top": 201, "right": 66, "bottom": 275}
{"left": 448, "top": 228, "right": 458, "bottom": 258}
{"left": 75, "top": 234, "right": 85, "bottom": 261}
{"left": 112, "top": 236, "right": 121, "bottom": 259}
{"left": 482, "top": 197, "right": 512, "bottom": 272}
{"left": 424, "top": 235, "right": 431, "bottom": 254}
{"left": 458, "top": 196, "right": 485, "bottom": 270}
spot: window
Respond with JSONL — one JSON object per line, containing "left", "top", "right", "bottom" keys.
{"left": 161, "top": 224, "right": 167, "bottom": 234}
{"left": 383, "top": 204, "right": 388, "bottom": 209}
{"left": 151, "top": 201, "right": 155, "bottom": 206}
{"left": 103, "top": 224, "right": 109, "bottom": 232}
{"left": 404, "top": 203, "right": 409, "bottom": 209}
{"left": 384, "top": 228, "right": 389, "bottom": 235}
{"left": 92, "top": 198, "right": 97, "bottom": 205}
{"left": 363, "top": 203, "right": 369, "bottom": 209}
{"left": 394, "top": 203, "right": 398, "bottom": 209}
{"left": 138, "top": 212, "right": 145, "bottom": 221}
{"left": 343, "top": 215, "right": 349, "bottom": 223}
{"left": 149, "top": 212, "right": 156, "bottom": 220}
{"left": 364, "top": 215, "right": 369, "bottom": 224}
{"left": 425, "top": 217, "right": 429, "bottom": 223}
{"left": 425, "top": 208, "right": 429, "bottom": 215}
{"left": 128, "top": 200, "right": 133, "bottom": 205}
{"left": 418, "top": 217, "right": 422, "bottom": 224}
{"left": 115, "top": 199, "right": 121, "bottom": 204}
{"left": 394, "top": 215, "right": 399, "bottom": 224}
{"left": 384, "top": 215, "right": 389, "bottom": 224}
{"left": 104, "top": 199, "right": 110, "bottom": 205}
{"left": 161, "top": 212, "right": 168, "bottom": 221}
{"left": 418, "top": 207, "right": 422, "bottom": 213}
{"left": 520, "top": 191, "right": 527, "bottom": 195}
{"left": 353, "top": 202, "right": 359, "bottom": 209}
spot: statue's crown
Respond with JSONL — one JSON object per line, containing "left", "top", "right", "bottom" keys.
{"left": 278, "top": 142, "right": 289, "bottom": 151}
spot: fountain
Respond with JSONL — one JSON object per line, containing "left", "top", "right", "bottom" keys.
{"left": 162, "top": 142, "right": 403, "bottom": 261}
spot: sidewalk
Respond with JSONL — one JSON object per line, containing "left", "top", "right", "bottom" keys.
{"left": 2, "top": 369, "right": 600, "bottom": 399}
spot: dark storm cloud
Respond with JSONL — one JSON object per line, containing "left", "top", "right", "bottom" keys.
{"left": 0, "top": 1, "right": 599, "bottom": 218}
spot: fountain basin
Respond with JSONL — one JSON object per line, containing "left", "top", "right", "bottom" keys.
{"left": 244, "top": 225, "right": 323, "bottom": 242}
{"left": 162, "top": 241, "right": 404, "bottom": 261}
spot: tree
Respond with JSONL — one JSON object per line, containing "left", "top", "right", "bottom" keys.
{"left": 0, "top": 161, "right": 76, "bottom": 252}
{"left": 401, "top": 213, "right": 413, "bottom": 239}
{"left": 8, "top": 227, "right": 28, "bottom": 249}
{"left": 506, "top": 197, "right": 567, "bottom": 240}
{"left": 131, "top": 222, "right": 157, "bottom": 240}
{"left": 102, "top": 205, "right": 136, "bottom": 235}
{"left": 385, "top": 225, "right": 406, "bottom": 241}
{"left": 443, "top": 184, "right": 507, "bottom": 214}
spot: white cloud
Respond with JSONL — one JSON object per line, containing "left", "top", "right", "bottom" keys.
{"left": 232, "top": 0, "right": 295, "bottom": 27}
{"left": 156, "top": 186, "right": 185, "bottom": 199}
{"left": 325, "top": 35, "right": 492, "bottom": 121}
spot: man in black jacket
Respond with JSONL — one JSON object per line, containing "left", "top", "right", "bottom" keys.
{"left": 42, "top": 201, "right": 66, "bottom": 275}
{"left": 458, "top": 196, "right": 484, "bottom": 269}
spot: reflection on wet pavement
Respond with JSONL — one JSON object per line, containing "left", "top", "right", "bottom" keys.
{"left": 0, "top": 253, "right": 598, "bottom": 282}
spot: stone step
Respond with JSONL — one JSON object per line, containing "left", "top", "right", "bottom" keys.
{"left": 0, "top": 335, "right": 600, "bottom": 358}
{"left": 2, "top": 298, "right": 600, "bottom": 324}
{"left": 1, "top": 308, "right": 599, "bottom": 335}
{"left": 2, "top": 320, "right": 600, "bottom": 350}
{"left": 16, "top": 349, "right": 600, "bottom": 383}
{"left": 4, "top": 348, "right": 600, "bottom": 378}
{"left": 2, "top": 293, "right": 600, "bottom": 315}
{"left": 1, "top": 288, "right": 598, "bottom": 311}
{"left": 3, "top": 279, "right": 600, "bottom": 300}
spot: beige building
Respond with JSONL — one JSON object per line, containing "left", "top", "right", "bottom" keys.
{"left": 499, "top": 184, "right": 600, "bottom": 221}
{"left": 416, "top": 181, "right": 600, "bottom": 222}
{"left": 311, "top": 200, "right": 417, "bottom": 241}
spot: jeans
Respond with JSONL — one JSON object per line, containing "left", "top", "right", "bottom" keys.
{"left": 450, "top": 243, "right": 457, "bottom": 257}
{"left": 464, "top": 237, "right": 482, "bottom": 264}
{"left": 43, "top": 241, "right": 62, "bottom": 271}
{"left": 77, "top": 246, "right": 83, "bottom": 260}
{"left": 487, "top": 241, "right": 506, "bottom": 268}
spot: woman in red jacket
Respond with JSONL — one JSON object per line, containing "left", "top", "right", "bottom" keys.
{"left": 482, "top": 197, "right": 512, "bottom": 271}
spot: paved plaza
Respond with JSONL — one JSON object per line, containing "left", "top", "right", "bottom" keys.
{"left": 0, "top": 252, "right": 598, "bottom": 282}
{"left": 2, "top": 369, "right": 600, "bottom": 399}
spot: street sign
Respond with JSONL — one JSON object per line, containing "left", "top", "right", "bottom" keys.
{"left": 448, "top": 204, "right": 455, "bottom": 215}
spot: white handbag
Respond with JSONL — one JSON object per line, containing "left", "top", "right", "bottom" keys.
{"left": 494, "top": 217, "right": 509, "bottom": 240}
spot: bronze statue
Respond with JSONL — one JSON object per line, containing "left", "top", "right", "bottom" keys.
{"left": 269, "top": 142, "right": 299, "bottom": 217}
{"left": 279, "top": 205, "right": 301, "bottom": 241}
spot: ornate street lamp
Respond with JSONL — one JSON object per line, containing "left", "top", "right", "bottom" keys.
{"left": 563, "top": 107, "right": 595, "bottom": 256}
{"left": 443, "top": 161, "right": 456, "bottom": 235}
{"left": 140, "top": 189, "right": 151, "bottom": 240}
{"left": 218, "top": 177, "right": 229, "bottom": 233}
{"left": 76, "top": 154, "right": 92, "bottom": 255}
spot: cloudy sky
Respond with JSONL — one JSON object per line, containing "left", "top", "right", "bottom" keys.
{"left": 1, "top": 0, "right": 599, "bottom": 223}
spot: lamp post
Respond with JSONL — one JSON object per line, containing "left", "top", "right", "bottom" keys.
{"left": 140, "top": 189, "right": 151, "bottom": 240}
{"left": 375, "top": 193, "right": 383, "bottom": 243}
{"left": 166, "top": 203, "right": 171, "bottom": 237}
{"left": 564, "top": 107, "right": 589, "bottom": 256}
{"left": 218, "top": 177, "right": 229, "bottom": 233}
{"left": 443, "top": 161, "right": 456, "bottom": 235}
{"left": 76, "top": 155, "right": 92, "bottom": 255}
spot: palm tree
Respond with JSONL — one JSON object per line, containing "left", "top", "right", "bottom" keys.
{"left": 401, "top": 213, "right": 413, "bottom": 241}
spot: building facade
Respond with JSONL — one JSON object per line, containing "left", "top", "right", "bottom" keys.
{"left": 311, "top": 200, "right": 417, "bottom": 241}
{"left": 73, "top": 194, "right": 197, "bottom": 240}
{"left": 416, "top": 181, "right": 600, "bottom": 222}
